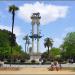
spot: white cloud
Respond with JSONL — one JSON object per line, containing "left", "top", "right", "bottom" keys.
{"left": 0, "top": 25, "right": 22, "bottom": 36}
{"left": 18, "top": 2, "right": 69, "bottom": 25}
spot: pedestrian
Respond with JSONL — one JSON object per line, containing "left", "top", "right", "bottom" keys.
{"left": 54, "top": 61, "right": 59, "bottom": 71}
{"left": 50, "top": 62, "right": 55, "bottom": 71}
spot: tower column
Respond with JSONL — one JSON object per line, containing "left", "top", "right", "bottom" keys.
{"left": 32, "top": 24, "right": 34, "bottom": 53}
{"left": 37, "top": 24, "right": 39, "bottom": 53}
{"left": 30, "top": 12, "right": 41, "bottom": 54}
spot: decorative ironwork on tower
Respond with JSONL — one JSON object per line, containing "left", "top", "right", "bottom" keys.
{"left": 29, "top": 12, "right": 42, "bottom": 53}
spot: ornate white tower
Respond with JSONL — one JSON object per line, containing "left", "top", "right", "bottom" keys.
{"left": 29, "top": 12, "right": 42, "bottom": 61}
{"left": 30, "top": 12, "right": 41, "bottom": 53}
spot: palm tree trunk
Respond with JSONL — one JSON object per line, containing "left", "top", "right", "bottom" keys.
{"left": 12, "top": 11, "right": 15, "bottom": 34}
{"left": 25, "top": 43, "right": 26, "bottom": 53}
{"left": 27, "top": 44, "right": 28, "bottom": 53}
{"left": 10, "top": 47, "right": 12, "bottom": 66}
{"left": 48, "top": 47, "right": 49, "bottom": 58}
{"left": 10, "top": 11, "right": 15, "bottom": 66}
{"left": 51, "top": 45, "right": 52, "bottom": 49}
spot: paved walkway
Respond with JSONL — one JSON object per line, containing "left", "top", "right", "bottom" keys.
{"left": 0, "top": 67, "right": 75, "bottom": 74}
{"left": 3, "top": 63, "right": 75, "bottom": 67}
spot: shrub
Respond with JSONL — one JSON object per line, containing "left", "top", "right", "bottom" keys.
{"left": 31, "top": 60, "right": 36, "bottom": 64}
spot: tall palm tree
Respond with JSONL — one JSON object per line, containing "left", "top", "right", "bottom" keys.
{"left": 9, "top": 5, "right": 19, "bottom": 66}
{"left": 9, "top": 5, "right": 19, "bottom": 36}
{"left": 23, "top": 35, "right": 30, "bottom": 53}
{"left": 44, "top": 37, "right": 53, "bottom": 57}
{"left": 27, "top": 39, "right": 30, "bottom": 53}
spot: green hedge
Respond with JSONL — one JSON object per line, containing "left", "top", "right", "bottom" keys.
{"left": 4, "top": 62, "right": 40, "bottom": 65}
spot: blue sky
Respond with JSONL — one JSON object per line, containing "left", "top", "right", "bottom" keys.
{"left": 0, "top": 0, "right": 75, "bottom": 53}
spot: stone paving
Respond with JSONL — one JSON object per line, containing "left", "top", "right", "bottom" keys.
{"left": 3, "top": 63, "right": 75, "bottom": 68}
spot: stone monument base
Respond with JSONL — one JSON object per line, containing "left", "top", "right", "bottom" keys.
{"left": 29, "top": 53, "right": 41, "bottom": 62}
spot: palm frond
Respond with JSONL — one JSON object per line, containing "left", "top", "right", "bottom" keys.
{"left": 44, "top": 37, "right": 53, "bottom": 48}
{"left": 9, "top": 5, "right": 19, "bottom": 12}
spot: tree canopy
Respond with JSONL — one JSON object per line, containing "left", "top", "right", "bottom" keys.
{"left": 0, "top": 29, "right": 29, "bottom": 62}
{"left": 61, "top": 32, "right": 75, "bottom": 60}
{"left": 44, "top": 37, "right": 53, "bottom": 57}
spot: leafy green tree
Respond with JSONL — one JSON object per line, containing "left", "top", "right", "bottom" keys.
{"left": 9, "top": 5, "right": 19, "bottom": 65}
{"left": 9, "top": 5, "right": 19, "bottom": 46}
{"left": 41, "top": 52, "right": 48, "bottom": 61}
{"left": 44, "top": 37, "right": 53, "bottom": 57}
{"left": 61, "top": 32, "right": 75, "bottom": 60}
{"left": 0, "top": 29, "right": 11, "bottom": 60}
{"left": 12, "top": 45, "right": 22, "bottom": 61}
{"left": 0, "top": 29, "right": 27, "bottom": 62}
{"left": 19, "top": 52, "right": 30, "bottom": 62}
{"left": 50, "top": 47, "right": 61, "bottom": 60}
{"left": 41, "top": 48, "right": 61, "bottom": 61}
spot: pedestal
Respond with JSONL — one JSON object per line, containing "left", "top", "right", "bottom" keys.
{"left": 30, "top": 53, "right": 41, "bottom": 62}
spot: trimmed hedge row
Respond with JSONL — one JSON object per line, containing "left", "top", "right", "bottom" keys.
{"left": 4, "top": 62, "right": 40, "bottom": 65}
